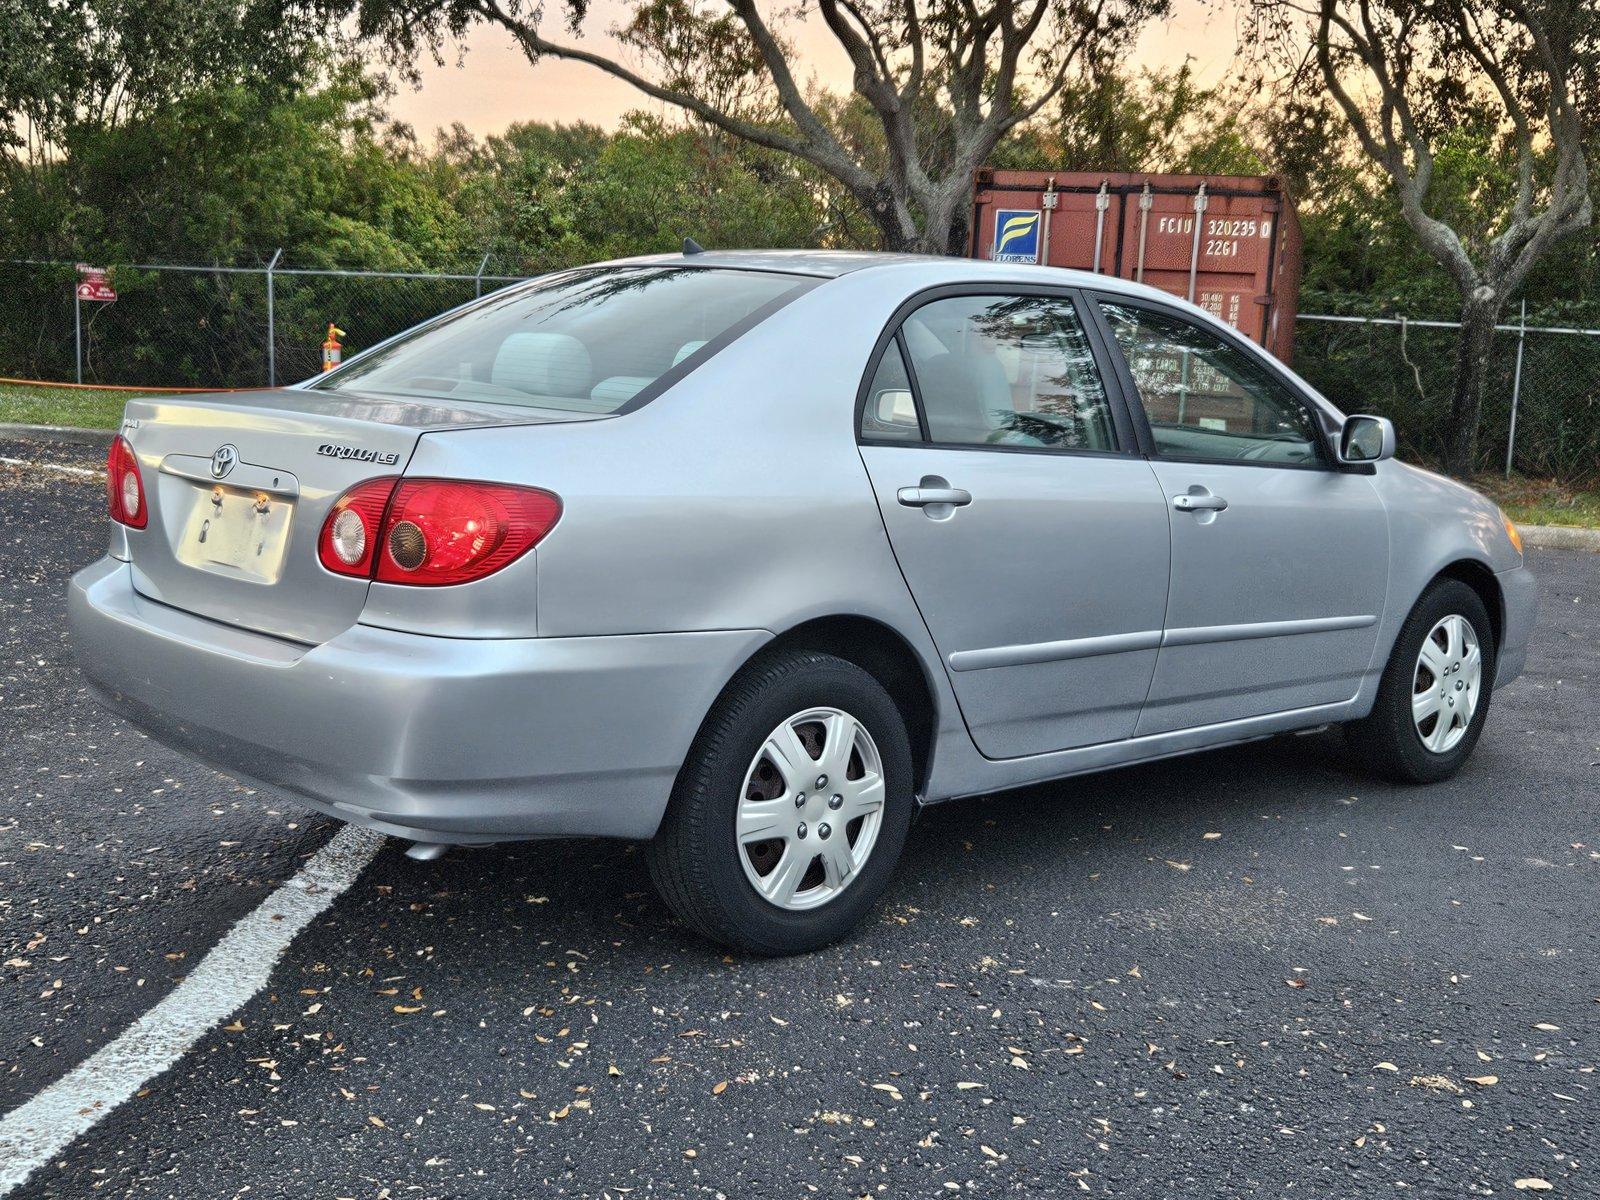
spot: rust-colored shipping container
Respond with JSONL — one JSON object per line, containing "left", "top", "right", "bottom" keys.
{"left": 969, "top": 170, "right": 1303, "bottom": 362}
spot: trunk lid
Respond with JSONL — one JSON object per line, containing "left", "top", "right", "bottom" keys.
{"left": 119, "top": 387, "right": 600, "bottom": 644}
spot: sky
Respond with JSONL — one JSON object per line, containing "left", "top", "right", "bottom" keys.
{"left": 384, "top": 1, "right": 1248, "bottom": 142}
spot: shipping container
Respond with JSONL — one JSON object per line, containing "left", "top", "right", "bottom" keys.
{"left": 969, "top": 170, "right": 1303, "bottom": 362}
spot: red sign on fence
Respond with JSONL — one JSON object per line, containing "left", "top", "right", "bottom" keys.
{"left": 75, "top": 264, "right": 117, "bottom": 302}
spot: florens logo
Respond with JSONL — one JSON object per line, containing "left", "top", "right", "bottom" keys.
{"left": 993, "top": 210, "right": 1042, "bottom": 263}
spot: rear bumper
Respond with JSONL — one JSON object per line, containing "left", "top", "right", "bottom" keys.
{"left": 68, "top": 557, "right": 767, "bottom": 843}
{"left": 1495, "top": 563, "right": 1537, "bottom": 686}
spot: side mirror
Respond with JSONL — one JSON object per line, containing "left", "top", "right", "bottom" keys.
{"left": 1339, "top": 414, "right": 1395, "bottom": 465}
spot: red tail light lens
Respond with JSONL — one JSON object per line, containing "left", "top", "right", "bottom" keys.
{"left": 375, "top": 480, "right": 561, "bottom": 586}
{"left": 317, "top": 477, "right": 397, "bottom": 577}
{"left": 106, "top": 436, "right": 147, "bottom": 529}
{"left": 318, "top": 478, "right": 560, "bottom": 586}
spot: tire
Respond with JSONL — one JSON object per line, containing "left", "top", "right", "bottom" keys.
{"left": 1346, "top": 578, "right": 1496, "bottom": 784}
{"left": 648, "top": 648, "right": 915, "bottom": 955}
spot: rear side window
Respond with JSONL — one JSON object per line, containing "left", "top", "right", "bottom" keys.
{"left": 888, "top": 294, "right": 1117, "bottom": 452}
{"left": 315, "top": 266, "right": 812, "bottom": 414}
{"left": 1098, "top": 300, "right": 1323, "bottom": 466}
{"left": 860, "top": 339, "right": 922, "bottom": 441}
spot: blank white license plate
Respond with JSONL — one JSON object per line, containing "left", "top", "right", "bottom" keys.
{"left": 173, "top": 483, "right": 294, "bottom": 584}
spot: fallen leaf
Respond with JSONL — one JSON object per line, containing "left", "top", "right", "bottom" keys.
{"left": 955, "top": 1082, "right": 983, "bottom": 1090}
{"left": 1374, "top": 1062, "right": 1399, "bottom": 1072}
{"left": 1514, "top": 1180, "right": 1553, "bottom": 1192}
{"left": 393, "top": 1004, "right": 423, "bottom": 1014}
{"left": 1202, "top": 832, "right": 1222, "bottom": 840}
{"left": 712, "top": 1081, "right": 728, "bottom": 1095}
{"left": 1533, "top": 1023, "right": 1560, "bottom": 1032}
{"left": 367, "top": 1115, "right": 385, "bottom": 1128}
{"left": 1467, "top": 1075, "right": 1499, "bottom": 1087}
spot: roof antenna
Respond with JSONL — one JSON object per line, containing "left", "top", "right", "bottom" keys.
{"left": 682, "top": 237, "right": 706, "bottom": 256}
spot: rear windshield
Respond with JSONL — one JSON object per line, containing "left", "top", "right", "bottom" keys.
{"left": 312, "top": 265, "right": 813, "bottom": 413}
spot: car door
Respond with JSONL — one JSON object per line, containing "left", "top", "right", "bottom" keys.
{"left": 1090, "top": 296, "right": 1390, "bottom": 736}
{"left": 856, "top": 288, "right": 1172, "bottom": 759}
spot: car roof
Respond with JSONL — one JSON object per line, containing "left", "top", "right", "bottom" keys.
{"left": 615, "top": 247, "right": 1171, "bottom": 299}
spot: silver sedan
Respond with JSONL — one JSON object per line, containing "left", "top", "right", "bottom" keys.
{"left": 70, "top": 250, "right": 1537, "bottom": 953}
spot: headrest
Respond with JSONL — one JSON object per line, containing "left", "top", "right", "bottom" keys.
{"left": 491, "top": 332, "right": 593, "bottom": 398}
{"left": 672, "top": 340, "right": 708, "bottom": 366}
{"left": 590, "top": 376, "right": 652, "bottom": 405}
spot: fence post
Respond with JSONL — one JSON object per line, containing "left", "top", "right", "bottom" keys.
{"left": 74, "top": 289, "right": 83, "bottom": 385}
{"left": 265, "top": 248, "right": 283, "bottom": 387}
{"left": 1505, "top": 298, "right": 1527, "bottom": 479}
{"left": 474, "top": 252, "right": 491, "bottom": 299}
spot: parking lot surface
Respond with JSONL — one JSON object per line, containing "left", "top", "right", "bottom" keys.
{"left": 2, "top": 440, "right": 1596, "bottom": 1198}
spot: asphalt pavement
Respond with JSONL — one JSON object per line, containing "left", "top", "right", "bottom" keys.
{"left": 2, "top": 439, "right": 1596, "bottom": 1198}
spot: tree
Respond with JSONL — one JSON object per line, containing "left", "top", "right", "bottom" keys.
{"left": 436, "top": 115, "right": 845, "bottom": 272}
{"left": 994, "top": 62, "right": 1272, "bottom": 176}
{"left": 343, "top": 0, "right": 1167, "bottom": 254}
{"left": 1263, "top": 0, "right": 1593, "bottom": 476}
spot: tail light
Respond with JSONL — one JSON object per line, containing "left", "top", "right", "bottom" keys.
{"left": 317, "top": 478, "right": 560, "bottom": 586}
{"left": 317, "top": 477, "right": 396, "bottom": 577}
{"left": 107, "top": 436, "right": 147, "bottom": 528}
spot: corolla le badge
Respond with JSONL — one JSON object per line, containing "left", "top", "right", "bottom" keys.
{"left": 316, "top": 442, "right": 401, "bottom": 465}
{"left": 210, "top": 444, "right": 238, "bottom": 479}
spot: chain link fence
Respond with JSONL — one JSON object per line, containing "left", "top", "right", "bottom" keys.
{"left": 2, "top": 257, "right": 1597, "bottom": 483}
{"left": 0, "top": 257, "right": 527, "bottom": 392}
{"left": 1293, "top": 310, "right": 1600, "bottom": 485}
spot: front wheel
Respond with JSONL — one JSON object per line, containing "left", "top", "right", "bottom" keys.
{"left": 1346, "top": 578, "right": 1496, "bottom": 783}
{"left": 647, "top": 649, "right": 915, "bottom": 955}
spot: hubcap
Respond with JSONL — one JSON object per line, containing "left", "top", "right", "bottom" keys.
{"left": 736, "top": 707, "right": 886, "bottom": 911}
{"left": 1411, "top": 614, "right": 1482, "bottom": 754}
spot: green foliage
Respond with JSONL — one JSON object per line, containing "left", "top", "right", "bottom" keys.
{"left": 1, "top": 59, "right": 466, "bottom": 268}
{"left": 436, "top": 114, "right": 843, "bottom": 272}
{"left": 993, "top": 65, "right": 1269, "bottom": 176}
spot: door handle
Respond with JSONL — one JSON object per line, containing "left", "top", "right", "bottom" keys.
{"left": 898, "top": 486, "right": 972, "bottom": 508}
{"left": 1172, "top": 491, "right": 1228, "bottom": 513}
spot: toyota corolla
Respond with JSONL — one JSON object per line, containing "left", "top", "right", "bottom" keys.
{"left": 69, "top": 250, "right": 1536, "bottom": 953}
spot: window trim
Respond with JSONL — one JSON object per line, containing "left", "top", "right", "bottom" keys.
{"left": 1084, "top": 291, "right": 1340, "bottom": 472}
{"left": 854, "top": 282, "right": 1141, "bottom": 458}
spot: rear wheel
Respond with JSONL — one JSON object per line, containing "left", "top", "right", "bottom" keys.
{"left": 648, "top": 649, "right": 914, "bottom": 955}
{"left": 1346, "top": 578, "right": 1495, "bottom": 783}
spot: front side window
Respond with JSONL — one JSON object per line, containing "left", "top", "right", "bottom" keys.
{"left": 893, "top": 294, "right": 1117, "bottom": 452}
{"left": 1098, "top": 300, "right": 1323, "bottom": 465}
{"left": 315, "top": 266, "right": 811, "bottom": 414}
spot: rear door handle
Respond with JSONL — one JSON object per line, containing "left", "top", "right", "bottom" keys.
{"left": 1172, "top": 492, "right": 1228, "bottom": 512}
{"left": 898, "top": 486, "right": 972, "bottom": 508}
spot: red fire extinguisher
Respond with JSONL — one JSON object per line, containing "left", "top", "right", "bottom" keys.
{"left": 321, "top": 324, "right": 346, "bottom": 372}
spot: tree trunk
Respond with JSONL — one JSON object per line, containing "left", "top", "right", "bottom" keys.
{"left": 1443, "top": 290, "right": 1502, "bottom": 478}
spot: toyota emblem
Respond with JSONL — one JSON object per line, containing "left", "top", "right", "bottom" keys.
{"left": 210, "top": 444, "right": 238, "bottom": 479}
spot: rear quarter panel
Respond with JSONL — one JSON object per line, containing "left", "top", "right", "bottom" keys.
{"left": 370, "top": 269, "right": 983, "bottom": 653}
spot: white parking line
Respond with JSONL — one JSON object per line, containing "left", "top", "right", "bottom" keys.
{"left": 0, "top": 825, "right": 385, "bottom": 1196}
{"left": 0, "top": 456, "right": 103, "bottom": 479}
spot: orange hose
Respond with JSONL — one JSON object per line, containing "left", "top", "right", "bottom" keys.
{"left": 0, "top": 376, "right": 253, "bottom": 394}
